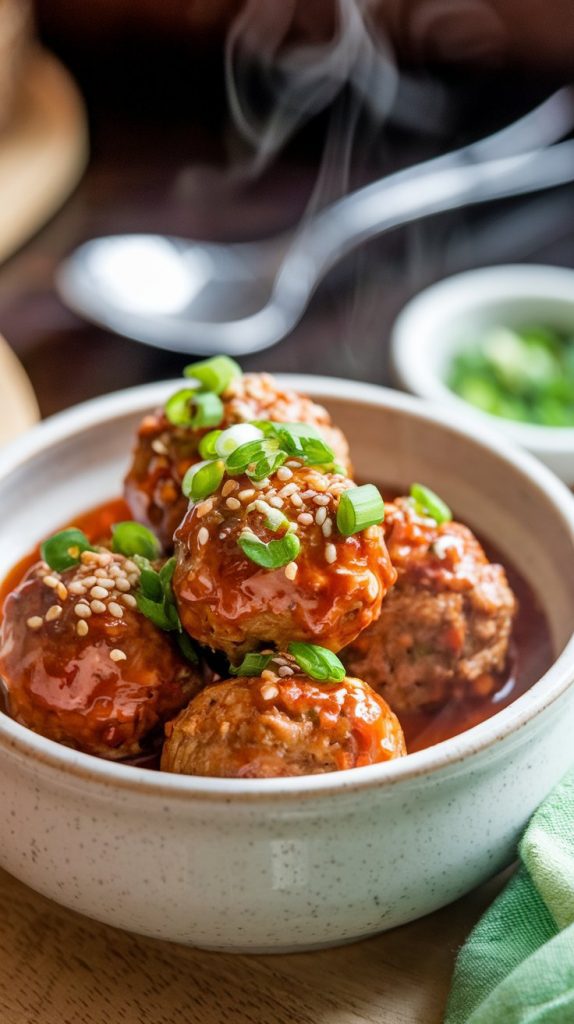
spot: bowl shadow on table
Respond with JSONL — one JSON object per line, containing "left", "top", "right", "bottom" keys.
{"left": 0, "top": 866, "right": 510, "bottom": 1024}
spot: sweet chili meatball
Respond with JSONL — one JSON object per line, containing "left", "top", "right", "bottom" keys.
{"left": 161, "top": 672, "right": 406, "bottom": 778}
{"left": 344, "top": 498, "right": 517, "bottom": 713}
{"left": 0, "top": 549, "right": 202, "bottom": 759}
{"left": 173, "top": 466, "right": 396, "bottom": 660}
{"left": 124, "top": 372, "right": 351, "bottom": 551}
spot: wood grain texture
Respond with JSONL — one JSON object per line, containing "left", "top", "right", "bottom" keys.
{"left": 0, "top": 867, "right": 508, "bottom": 1024}
{"left": 0, "top": 46, "right": 87, "bottom": 266}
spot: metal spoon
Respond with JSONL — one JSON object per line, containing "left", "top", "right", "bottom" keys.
{"left": 56, "top": 89, "right": 574, "bottom": 356}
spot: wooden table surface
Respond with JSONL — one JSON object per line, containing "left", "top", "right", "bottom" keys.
{"left": 0, "top": 50, "right": 572, "bottom": 1023}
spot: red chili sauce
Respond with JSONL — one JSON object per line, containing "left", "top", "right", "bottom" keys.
{"left": 0, "top": 496, "right": 554, "bottom": 760}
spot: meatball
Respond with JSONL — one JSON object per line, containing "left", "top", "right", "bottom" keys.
{"left": 344, "top": 498, "right": 517, "bottom": 713}
{"left": 124, "top": 372, "right": 351, "bottom": 551}
{"left": 161, "top": 672, "right": 406, "bottom": 778}
{"left": 0, "top": 549, "right": 202, "bottom": 759}
{"left": 173, "top": 466, "right": 396, "bottom": 660}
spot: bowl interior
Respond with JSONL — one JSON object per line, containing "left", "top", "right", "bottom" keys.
{"left": 1, "top": 379, "right": 574, "bottom": 671}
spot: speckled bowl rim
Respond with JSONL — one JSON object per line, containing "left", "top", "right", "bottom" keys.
{"left": 390, "top": 264, "right": 574, "bottom": 453}
{"left": 1, "top": 375, "right": 574, "bottom": 801}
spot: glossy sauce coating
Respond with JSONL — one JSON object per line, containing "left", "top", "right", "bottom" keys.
{"left": 161, "top": 673, "right": 406, "bottom": 778}
{"left": 124, "top": 372, "right": 351, "bottom": 551}
{"left": 173, "top": 466, "right": 396, "bottom": 660}
{"left": 0, "top": 497, "right": 554, "bottom": 760}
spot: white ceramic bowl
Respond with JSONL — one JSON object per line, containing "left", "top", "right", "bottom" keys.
{"left": 390, "top": 265, "right": 574, "bottom": 485}
{"left": 1, "top": 376, "right": 574, "bottom": 953}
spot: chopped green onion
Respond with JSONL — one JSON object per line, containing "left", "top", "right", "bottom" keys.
{"left": 230, "top": 652, "right": 273, "bottom": 677}
{"left": 287, "top": 642, "right": 346, "bottom": 683}
{"left": 273, "top": 423, "right": 335, "bottom": 465}
{"left": 41, "top": 528, "right": 95, "bottom": 572}
{"left": 135, "top": 592, "right": 174, "bottom": 630}
{"left": 336, "top": 485, "right": 385, "bottom": 536}
{"left": 135, "top": 556, "right": 181, "bottom": 632}
{"left": 182, "top": 459, "right": 225, "bottom": 502}
{"left": 238, "top": 530, "right": 300, "bottom": 568}
{"left": 183, "top": 355, "right": 242, "bottom": 394}
{"left": 165, "top": 389, "right": 223, "bottom": 429}
{"left": 198, "top": 430, "right": 222, "bottom": 460}
{"left": 215, "top": 423, "right": 264, "bottom": 458}
{"left": 111, "top": 521, "right": 161, "bottom": 560}
{"left": 410, "top": 483, "right": 452, "bottom": 525}
{"left": 177, "top": 631, "right": 199, "bottom": 664}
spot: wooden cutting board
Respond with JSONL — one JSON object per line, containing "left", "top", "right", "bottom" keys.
{"left": 0, "top": 46, "right": 88, "bottom": 266}
{"left": 0, "top": 335, "right": 39, "bottom": 443}
{"left": 0, "top": 865, "right": 507, "bottom": 1024}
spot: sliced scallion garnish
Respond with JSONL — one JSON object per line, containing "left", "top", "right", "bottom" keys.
{"left": 183, "top": 355, "right": 242, "bottom": 395}
{"left": 230, "top": 652, "right": 273, "bottom": 677}
{"left": 165, "top": 389, "right": 223, "bottom": 429}
{"left": 238, "top": 530, "right": 300, "bottom": 569}
{"left": 274, "top": 422, "right": 335, "bottom": 465}
{"left": 133, "top": 556, "right": 196, "bottom": 662}
{"left": 41, "top": 528, "right": 95, "bottom": 572}
{"left": 287, "top": 642, "right": 346, "bottom": 683}
{"left": 182, "top": 459, "right": 225, "bottom": 502}
{"left": 111, "top": 521, "right": 161, "bottom": 560}
{"left": 410, "top": 483, "right": 452, "bottom": 525}
{"left": 214, "top": 423, "right": 264, "bottom": 458}
{"left": 336, "top": 484, "right": 385, "bottom": 536}
{"left": 198, "top": 430, "right": 222, "bottom": 460}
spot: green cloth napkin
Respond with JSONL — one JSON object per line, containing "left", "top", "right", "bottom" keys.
{"left": 445, "top": 769, "right": 574, "bottom": 1024}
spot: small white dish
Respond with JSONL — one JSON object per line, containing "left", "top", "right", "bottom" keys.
{"left": 390, "top": 264, "right": 574, "bottom": 484}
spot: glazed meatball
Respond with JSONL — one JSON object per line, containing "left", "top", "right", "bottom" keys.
{"left": 0, "top": 549, "right": 202, "bottom": 759}
{"left": 161, "top": 672, "right": 406, "bottom": 778}
{"left": 344, "top": 498, "right": 517, "bottom": 713}
{"left": 124, "top": 372, "right": 352, "bottom": 551}
{"left": 173, "top": 466, "right": 396, "bottom": 660}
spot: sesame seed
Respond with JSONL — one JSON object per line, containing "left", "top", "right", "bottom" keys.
{"left": 284, "top": 561, "right": 298, "bottom": 581}
{"left": 196, "top": 499, "right": 213, "bottom": 518}
{"left": 366, "top": 572, "right": 380, "bottom": 600}
{"left": 151, "top": 438, "right": 169, "bottom": 455}
{"left": 56, "top": 583, "right": 68, "bottom": 601}
{"left": 313, "top": 494, "right": 330, "bottom": 506}
{"left": 301, "top": 490, "right": 316, "bottom": 499}
{"left": 110, "top": 649, "right": 127, "bottom": 663}
{"left": 45, "top": 605, "right": 62, "bottom": 622}
{"left": 122, "top": 594, "right": 137, "bottom": 608}
{"left": 276, "top": 466, "right": 293, "bottom": 482}
{"left": 26, "top": 616, "right": 43, "bottom": 630}
{"left": 43, "top": 575, "right": 59, "bottom": 589}
{"left": 297, "top": 513, "right": 313, "bottom": 525}
{"left": 82, "top": 575, "right": 97, "bottom": 588}
{"left": 127, "top": 574, "right": 139, "bottom": 586}
{"left": 76, "top": 620, "right": 89, "bottom": 637}
{"left": 81, "top": 551, "right": 98, "bottom": 565}
{"left": 286, "top": 460, "right": 302, "bottom": 469}
{"left": 109, "top": 565, "right": 121, "bottom": 578}
{"left": 97, "top": 578, "right": 116, "bottom": 589}
{"left": 238, "top": 488, "right": 255, "bottom": 502}
{"left": 123, "top": 560, "right": 138, "bottom": 574}
{"left": 226, "top": 496, "right": 241, "bottom": 511}
{"left": 115, "top": 578, "right": 131, "bottom": 592}
{"left": 325, "top": 543, "right": 337, "bottom": 564}
{"left": 290, "top": 493, "right": 303, "bottom": 508}
{"left": 278, "top": 666, "right": 294, "bottom": 677}
{"left": 90, "top": 585, "right": 109, "bottom": 600}
{"left": 365, "top": 525, "right": 381, "bottom": 540}
{"left": 90, "top": 600, "right": 106, "bottom": 614}
{"left": 322, "top": 518, "right": 333, "bottom": 538}
{"left": 315, "top": 507, "right": 327, "bottom": 526}
{"left": 261, "top": 669, "right": 278, "bottom": 683}
{"left": 68, "top": 581, "right": 86, "bottom": 595}
{"left": 268, "top": 496, "right": 283, "bottom": 509}
{"left": 222, "top": 480, "right": 238, "bottom": 497}
{"left": 74, "top": 604, "right": 92, "bottom": 619}
{"left": 261, "top": 683, "right": 279, "bottom": 700}
{"left": 279, "top": 482, "right": 297, "bottom": 497}
{"left": 252, "top": 478, "right": 269, "bottom": 490}
{"left": 108, "top": 602, "right": 124, "bottom": 619}
{"left": 198, "top": 526, "right": 209, "bottom": 546}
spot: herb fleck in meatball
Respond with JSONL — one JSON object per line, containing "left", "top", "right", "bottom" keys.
{"left": 161, "top": 671, "right": 406, "bottom": 778}
{"left": 0, "top": 549, "right": 202, "bottom": 759}
{"left": 344, "top": 498, "right": 517, "bottom": 712}
{"left": 173, "top": 466, "right": 395, "bottom": 660}
{"left": 124, "top": 372, "right": 351, "bottom": 551}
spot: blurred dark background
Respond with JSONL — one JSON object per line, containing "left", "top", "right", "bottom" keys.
{"left": 2, "top": 0, "right": 574, "bottom": 416}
